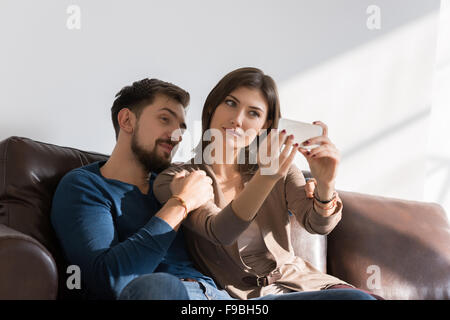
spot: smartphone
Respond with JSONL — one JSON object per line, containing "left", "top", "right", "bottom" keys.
{"left": 277, "top": 118, "right": 323, "bottom": 150}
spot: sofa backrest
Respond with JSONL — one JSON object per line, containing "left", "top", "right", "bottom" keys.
{"left": 0, "top": 136, "right": 108, "bottom": 299}
{"left": 327, "top": 190, "right": 450, "bottom": 299}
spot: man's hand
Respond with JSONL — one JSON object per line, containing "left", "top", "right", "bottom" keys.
{"left": 170, "top": 169, "right": 214, "bottom": 212}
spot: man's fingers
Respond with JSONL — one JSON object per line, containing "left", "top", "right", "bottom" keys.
{"left": 204, "top": 176, "right": 213, "bottom": 185}
{"left": 194, "top": 169, "right": 207, "bottom": 176}
{"left": 174, "top": 169, "right": 188, "bottom": 178}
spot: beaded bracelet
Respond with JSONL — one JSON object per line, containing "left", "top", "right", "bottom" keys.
{"left": 170, "top": 195, "right": 188, "bottom": 219}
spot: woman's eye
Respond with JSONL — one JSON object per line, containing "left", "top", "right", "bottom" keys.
{"left": 249, "top": 111, "right": 260, "bottom": 118}
{"left": 161, "top": 117, "right": 169, "bottom": 123}
{"left": 225, "top": 99, "right": 236, "bottom": 107}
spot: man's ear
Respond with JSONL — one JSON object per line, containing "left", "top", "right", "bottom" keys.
{"left": 118, "top": 108, "right": 136, "bottom": 134}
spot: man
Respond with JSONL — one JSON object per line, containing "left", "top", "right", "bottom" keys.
{"left": 51, "top": 78, "right": 217, "bottom": 299}
{"left": 51, "top": 78, "right": 375, "bottom": 301}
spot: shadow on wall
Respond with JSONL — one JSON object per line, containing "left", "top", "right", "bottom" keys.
{"left": 340, "top": 108, "right": 431, "bottom": 161}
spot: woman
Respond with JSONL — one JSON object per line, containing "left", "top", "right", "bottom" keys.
{"left": 153, "top": 67, "right": 382, "bottom": 300}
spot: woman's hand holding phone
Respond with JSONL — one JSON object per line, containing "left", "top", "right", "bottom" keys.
{"left": 297, "top": 120, "right": 340, "bottom": 187}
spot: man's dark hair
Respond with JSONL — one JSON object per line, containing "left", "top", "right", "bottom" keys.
{"left": 111, "top": 78, "right": 190, "bottom": 140}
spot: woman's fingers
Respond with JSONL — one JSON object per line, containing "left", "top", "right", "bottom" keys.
{"left": 279, "top": 142, "right": 298, "bottom": 173}
{"left": 305, "top": 179, "right": 317, "bottom": 198}
{"left": 262, "top": 129, "right": 280, "bottom": 157}
{"left": 260, "top": 129, "right": 289, "bottom": 161}
{"left": 279, "top": 134, "right": 295, "bottom": 160}
{"left": 259, "top": 128, "right": 299, "bottom": 177}
{"left": 310, "top": 144, "right": 339, "bottom": 157}
{"left": 310, "top": 149, "right": 340, "bottom": 161}
{"left": 299, "top": 145, "right": 339, "bottom": 163}
{"left": 301, "top": 135, "right": 332, "bottom": 147}
{"left": 278, "top": 130, "right": 289, "bottom": 151}
{"left": 300, "top": 144, "right": 335, "bottom": 157}
{"left": 312, "top": 121, "right": 328, "bottom": 137}
{"left": 273, "top": 129, "right": 290, "bottom": 153}
{"left": 278, "top": 131, "right": 300, "bottom": 174}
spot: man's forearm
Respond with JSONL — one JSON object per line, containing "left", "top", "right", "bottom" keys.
{"left": 155, "top": 198, "right": 187, "bottom": 231}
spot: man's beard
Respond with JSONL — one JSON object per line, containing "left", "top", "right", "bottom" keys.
{"left": 130, "top": 130, "right": 173, "bottom": 174}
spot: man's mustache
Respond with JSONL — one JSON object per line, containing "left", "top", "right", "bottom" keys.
{"left": 156, "top": 139, "right": 178, "bottom": 148}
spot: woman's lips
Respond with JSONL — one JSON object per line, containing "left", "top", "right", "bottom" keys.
{"left": 222, "top": 127, "right": 242, "bottom": 137}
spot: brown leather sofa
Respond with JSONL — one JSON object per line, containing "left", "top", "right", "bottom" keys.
{"left": 1, "top": 136, "right": 449, "bottom": 300}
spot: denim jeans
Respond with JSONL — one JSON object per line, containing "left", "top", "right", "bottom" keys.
{"left": 118, "top": 273, "right": 189, "bottom": 300}
{"left": 118, "top": 272, "right": 376, "bottom": 300}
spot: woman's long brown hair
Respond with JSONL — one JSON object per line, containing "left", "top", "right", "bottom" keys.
{"left": 193, "top": 67, "right": 281, "bottom": 175}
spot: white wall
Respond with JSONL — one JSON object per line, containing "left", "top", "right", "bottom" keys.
{"left": 0, "top": 0, "right": 445, "bottom": 214}
{"left": 425, "top": 0, "right": 450, "bottom": 219}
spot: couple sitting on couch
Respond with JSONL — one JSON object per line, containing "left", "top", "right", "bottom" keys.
{"left": 50, "top": 67, "right": 383, "bottom": 300}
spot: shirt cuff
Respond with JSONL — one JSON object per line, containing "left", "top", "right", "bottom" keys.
{"left": 308, "top": 199, "right": 343, "bottom": 231}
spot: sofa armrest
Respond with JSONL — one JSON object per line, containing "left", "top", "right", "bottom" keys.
{"left": 0, "top": 224, "right": 58, "bottom": 299}
{"left": 327, "top": 190, "right": 450, "bottom": 300}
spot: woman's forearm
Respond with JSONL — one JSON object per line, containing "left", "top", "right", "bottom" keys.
{"left": 315, "top": 181, "right": 335, "bottom": 201}
{"left": 231, "top": 171, "right": 278, "bottom": 222}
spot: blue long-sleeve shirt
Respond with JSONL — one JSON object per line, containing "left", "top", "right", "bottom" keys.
{"left": 51, "top": 160, "right": 215, "bottom": 299}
